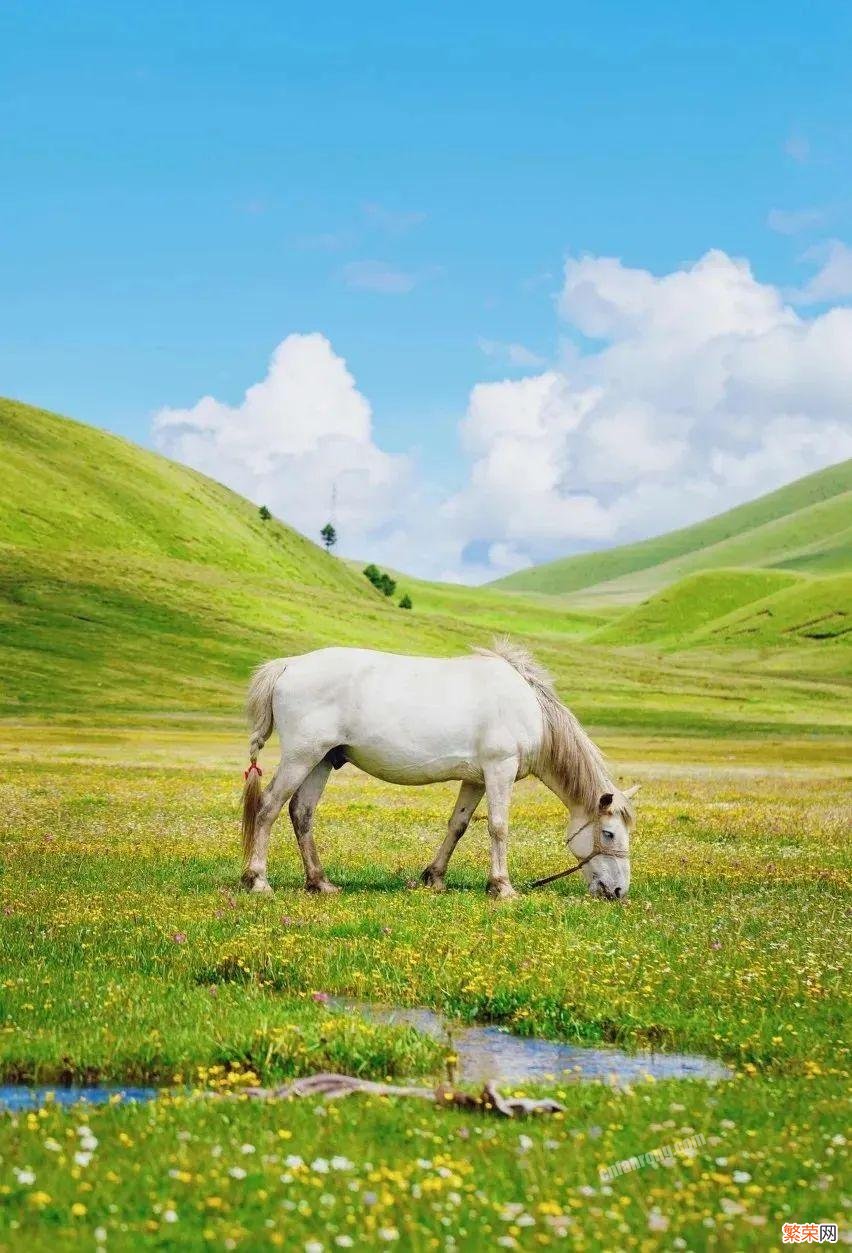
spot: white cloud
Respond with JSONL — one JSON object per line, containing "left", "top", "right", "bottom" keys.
{"left": 441, "top": 249, "right": 852, "bottom": 576}
{"left": 342, "top": 260, "right": 418, "bottom": 294}
{"left": 791, "top": 239, "right": 852, "bottom": 304}
{"left": 153, "top": 334, "right": 411, "bottom": 554}
{"left": 478, "top": 338, "right": 546, "bottom": 367}
{"left": 154, "top": 250, "right": 852, "bottom": 584}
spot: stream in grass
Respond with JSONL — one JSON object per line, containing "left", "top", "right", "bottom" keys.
{"left": 0, "top": 1004, "right": 730, "bottom": 1109}
{"left": 329, "top": 999, "right": 731, "bottom": 1086}
{"left": 0, "top": 1085, "right": 157, "bottom": 1111}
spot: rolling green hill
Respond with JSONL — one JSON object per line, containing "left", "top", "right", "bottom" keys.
{"left": 1, "top": 397, "right": 849, "bottom": 737}
{"left": 589, "top": 566, "right": 850, "bottom": 656}
{"left": 492, "top": 460, "right": 852, "bottom": 602}
{"left": 0, "top": 399, "right": 483, "bottom": 717}
{"left": 0, "top": 400, "right": 636, "bottom": 725}
{"left": 590, "top": 569, "right": 803, "bottom": 646}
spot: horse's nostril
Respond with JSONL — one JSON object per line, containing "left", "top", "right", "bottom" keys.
{"left": 613, "top": 886, "right": 623, "bottom": 898}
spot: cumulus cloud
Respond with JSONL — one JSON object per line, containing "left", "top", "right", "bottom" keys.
{"left": 446, "top": 249, "right": 852, "bottom": 571}
{"left": 154, "top": 333, "right": 411, "bottom": 554}
{"left": 154, "top": 250, "right": 852, "bottom": 583}
{"left": 791, "top": 239, "right": 852, "bottom": 304}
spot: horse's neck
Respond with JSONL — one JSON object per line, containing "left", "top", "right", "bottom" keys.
{"left": 537, "top": 766, "right": 597, "bottom": 817}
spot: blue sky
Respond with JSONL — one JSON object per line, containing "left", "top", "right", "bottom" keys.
{"left": 2, "top": 2, "right": 851, "bottom": 578}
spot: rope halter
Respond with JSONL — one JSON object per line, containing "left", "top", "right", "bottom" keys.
{"left": 529, "top": 815, "right": 629, "bottom": 890}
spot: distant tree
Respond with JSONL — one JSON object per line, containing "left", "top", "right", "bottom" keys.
{"left": 363, "top": 564, "right": 396, "bottom": 597}
{"left": 258, "top": 505, "right": 272, "bottom": 521}
{"left": 399, "top": 593, "right": 413, "bottom": 610}
{"left": 320, "top": 522, "right": 337, "bottom": 552}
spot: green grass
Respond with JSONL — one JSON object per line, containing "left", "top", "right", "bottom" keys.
{"left": 590, "top": 569, "right": 803, "bottom": 646}
{"left": 0, "top": 729, "right": 848, "bottom": 1249}
{"left": 492, "top": 458, "right": 852, "bottom": 601}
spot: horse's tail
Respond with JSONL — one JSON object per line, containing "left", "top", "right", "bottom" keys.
{"left": 241, "top": 659, "right": 287, "bottom": 869}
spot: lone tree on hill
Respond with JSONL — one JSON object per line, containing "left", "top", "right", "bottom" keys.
{"left": 399, "top": 593, "right": 413, "bottom": 610}
{"left": 320, "top": 522, "right": 337, "bottom": 552}
{"left": 258, "top": 505, "right": 271, "bottom": 521}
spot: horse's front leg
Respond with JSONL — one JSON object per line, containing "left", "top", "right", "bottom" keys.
{"left": 484, "top": 759, "right": 519, "bottom": 899}
{"left": 421, "top": 780, "right": 485, "bottom": 890}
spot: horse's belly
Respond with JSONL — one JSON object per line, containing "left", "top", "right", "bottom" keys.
{"left": 344, "top": 744, "right": 482, "bottom": 786}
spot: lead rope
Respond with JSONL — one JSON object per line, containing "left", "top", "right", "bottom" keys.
{"left": 528, "top": 817, "right": 628, "bottom": 890}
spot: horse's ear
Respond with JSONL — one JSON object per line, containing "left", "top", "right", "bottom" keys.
{"left": 623, "top": 783, "right": 641, "bottom": 800}
{"left": 598, "top": 793, "right": 614, "bottom": 811}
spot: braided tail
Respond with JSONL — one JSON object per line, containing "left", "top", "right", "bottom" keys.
{"left": 241, "top": 658, "right": 287, "bottom": 874}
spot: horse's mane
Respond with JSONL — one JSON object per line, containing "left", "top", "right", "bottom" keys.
{"left": 475, "top": 636, "right": 634, "bottom": 822}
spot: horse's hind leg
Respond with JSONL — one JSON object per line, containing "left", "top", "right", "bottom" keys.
{"left": 242, "top": 752, "right": 324, "bottom": 893}
{"left": 289, "top": 759, "right": 337, "bottom": 893}
{"left": 421, "top": 781, "right": 484, "bottom": 890}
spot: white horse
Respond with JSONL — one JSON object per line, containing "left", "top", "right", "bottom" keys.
{"left": 240, "top": 639, "right": 638, "bottom": 900}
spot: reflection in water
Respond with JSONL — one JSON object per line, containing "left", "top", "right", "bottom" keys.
{"left": 331, "top": 1000, "right": 731, "bottom": 1086}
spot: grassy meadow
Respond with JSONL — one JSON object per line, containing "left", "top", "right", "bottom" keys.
{"left": 0, "top": 728, "right": 849, "bottom": 1250}
{"left": 1, "top": 399, "right": 850, "bottom": 1249}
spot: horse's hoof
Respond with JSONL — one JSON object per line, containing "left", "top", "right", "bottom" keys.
{"left": 306, "top": 879, "right": 340, "bottom": 894}
{"left": 487, "top": 880, "right": 519, "bottom": 900}
{"left": 420, "top": 867, "right": 446, "bottom": 891}
{"left": 241, "top": 872, "right": 273, "bottom": 894}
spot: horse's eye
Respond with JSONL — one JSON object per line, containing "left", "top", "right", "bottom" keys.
{"left": 602, "top": 829, "right": 616, "bottom": 841}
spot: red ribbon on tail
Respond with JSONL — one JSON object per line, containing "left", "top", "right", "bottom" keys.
{"left": 244, "top": 762, "right": 263, "bottom": 780}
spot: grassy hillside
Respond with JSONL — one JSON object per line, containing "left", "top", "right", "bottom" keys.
{"left": 1, "top": 398, "right": 850, "bottom": 738}
{"left": 0, "top": 399, "right": 485, "bottom": 716}
{"left": 590, "top": 569, "right": 802, "bottom": 646}
{"left": 347, "top": 561, "right": 612, "bottom": 638}
{"left": 492, "top": 459, "right": 852, "bottom": 601}
{"left": 693, "top": 571, "right": 852, "bottom": 649}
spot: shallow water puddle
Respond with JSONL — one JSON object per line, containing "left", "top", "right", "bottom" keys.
{"left": 0, "top": 1085, "right": 157, "bottom": 1112}
{"left": 0, "top": 1012, "right": 729, "bottom": 1111}
{"left": 331, "top": 1000, "right": 731, "bottom": 1086}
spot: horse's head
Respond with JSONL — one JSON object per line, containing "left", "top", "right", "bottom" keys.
{"left": 566, "top": 784, "right": 639, "bottom": 900}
